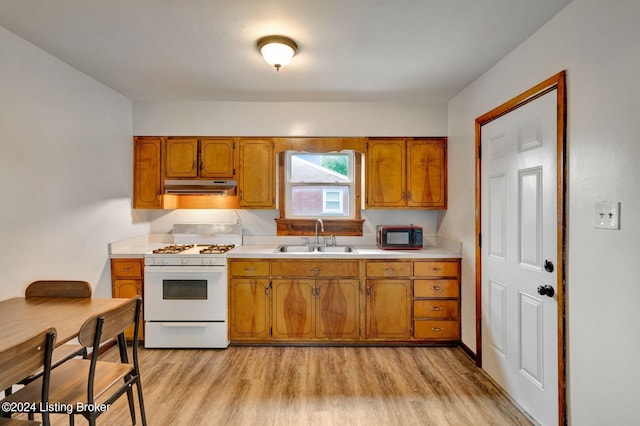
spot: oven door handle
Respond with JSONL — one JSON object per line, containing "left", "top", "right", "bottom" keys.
{"left": 160, "top": 322, "right": 210, "bottom": 328}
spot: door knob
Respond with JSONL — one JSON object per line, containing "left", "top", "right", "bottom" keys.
{"left": 537, "top": 285, "right": 555, "bottom": 298}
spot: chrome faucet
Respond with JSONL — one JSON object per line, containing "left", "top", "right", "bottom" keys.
{"left": 315, "top": 219, "right": 324, "bottom": 246}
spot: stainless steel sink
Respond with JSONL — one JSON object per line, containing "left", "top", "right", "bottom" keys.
{"left": 274, "top": 245, "right": 315, "bottom": 253}
{"left": 316, "top": 246, "right": 358, "bottom": 253}
{"left": 273, "top": 245, "right": 358, "bottom": 253}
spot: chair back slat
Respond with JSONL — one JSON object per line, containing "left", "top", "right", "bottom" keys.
{"left": 0, "top": 327, "right": 56, "bottom": 391}
{"left": 77, "top": 297, "right": 140, "bottom": 347}
{"left": 25, "top": 280, "right": 92, "bottom": 298}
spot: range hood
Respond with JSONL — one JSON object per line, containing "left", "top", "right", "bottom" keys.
{"left": 164, "top": 179, "right": 237, "bottom": 195}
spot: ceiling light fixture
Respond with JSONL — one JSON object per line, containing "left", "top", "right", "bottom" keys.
{"left": 257, "top": 35, "right": 298, "bottom": 72}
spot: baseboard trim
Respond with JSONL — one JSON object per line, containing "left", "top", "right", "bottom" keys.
{"left": 458, "top": 341, "right": 477, "bottom": 363}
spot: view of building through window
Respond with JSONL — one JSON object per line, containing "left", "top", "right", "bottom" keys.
{"left": 286, "top": 152, "right": 354, "bottom": 218}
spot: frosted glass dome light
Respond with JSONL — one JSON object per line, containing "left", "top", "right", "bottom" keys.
{"left": 257, "top": 36, "right": 298, "bottom": 72}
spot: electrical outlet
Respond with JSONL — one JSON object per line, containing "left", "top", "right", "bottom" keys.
{"left": 594, "top": 201, "right": 620, "bottom": 230}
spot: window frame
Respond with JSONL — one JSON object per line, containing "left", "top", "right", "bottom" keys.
{"left": 274, "top": 139, "right": 365, "bottom": 237}
{"left": 284, "top": 151, "right": 356, "bottom": 220}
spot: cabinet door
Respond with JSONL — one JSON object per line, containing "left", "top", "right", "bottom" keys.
{"left": 113, "top": 278, "right": 144, "bottom": 340}
{"left": 165, "top": 138, "right": 198, "bottom": 177}
{"left": 238, "top": 139, "right": 275, "bottom": 208}
{"left": 316, "top": 279, "right": 359, "bottom": 339}
{"left": 133, "top": 137, "right": 162, "bottom": 209}
{"left": 366, "top": 139, "right": 406, "bottom": 207}
{"left": 229, "top": 278, "right": 271, "bottom": 340}
{"left": 365, "top": 279, "right": 411, "bottom": 339}
{"left": 200, "top": 138, "right": 235, "bottom": 178}
{"left": 406, "top": 139, "right": 447, "bottom": 208}
{"left": 272, "top": 279, "right": 315, "bottom": 338}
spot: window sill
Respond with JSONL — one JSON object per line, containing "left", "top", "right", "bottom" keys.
{"left": 275, "top": 218, "right": 365, "bottom": 236}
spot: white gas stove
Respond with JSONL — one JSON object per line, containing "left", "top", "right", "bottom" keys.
{"left": 143, "top": 223, "right": 242, "bottom": 349}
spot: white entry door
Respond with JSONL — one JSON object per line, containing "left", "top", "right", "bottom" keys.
{"left": 481, "top": 89, "right": 558, "bottom": 425}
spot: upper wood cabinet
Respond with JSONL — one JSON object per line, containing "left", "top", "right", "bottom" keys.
{"left": 237, "top": 138, "right": 275, "bottom": 208}
{"left": 200, "top": 138, "right": 235, "bottom": 177}
{"left": 366, "top": 138, "right": 447, "bottom": 209}
{"left": 133, "top": 137, "right": 163, "bottom": 209}
{"left": 165, "top": 137, "right": 235, "bottom": 178}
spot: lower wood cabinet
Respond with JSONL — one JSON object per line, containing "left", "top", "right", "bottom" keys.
{"left": 272, "top": 278, "right": 359, "bottom": 340}
{"left": 412, "top": 260, "right": 461, "bottom": 341}
{"left": 110, "top": 258, "right": 144, "bottom": 341}
{"left": 365, "top": 279, "right": 411, "bottom": 339}
{"left": 229, "top": 261, "right": 271, "bottom": 341}
{"left": 228, "top": 257, "right": 460, "bottom": 345}
{"left": 365, "top": 261, "right": 412, "bottom": 339}
{"left": 229, "top": 277, "right": 271, "bottom": 340}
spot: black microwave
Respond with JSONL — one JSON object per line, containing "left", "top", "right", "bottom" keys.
{"left": 376, "top": 225, "right": 423, "bottom": 250}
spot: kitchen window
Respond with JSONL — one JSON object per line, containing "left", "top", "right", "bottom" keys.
{"left": 274, "top": 138, "right": 365, "bottom": 236}
{"left": 285, "top": 152, "right": 355, "bottom": 219}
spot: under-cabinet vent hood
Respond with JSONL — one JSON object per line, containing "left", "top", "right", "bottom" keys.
{"left": 164, "top": 179, "right": 237, "bottom": 195}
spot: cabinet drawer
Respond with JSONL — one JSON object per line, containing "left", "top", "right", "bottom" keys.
{"left": 111, "top": 260, "right": 142, "bottom": 278}
{"left": 230, "top": 261, "right": 270, "bottom": 277}
{"left": 414, "top": 320, "right": 459, "bottom": 340}
{"left": 414, "top": 279, "right": 459, "bottom": 298}
{"left": 366, "top": 261, "right": 411, "bottom": 277}
{"left": 413, "top": 261, "right": 458, "bottom": 277}
{"left": 414, "top": 300, "right": 459, "bottom": 318}
{"left": 271, "top": 260, "right": 359, "bottom": 277}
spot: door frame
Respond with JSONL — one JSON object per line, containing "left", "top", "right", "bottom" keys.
{"left": 475, "top": 71, "right": 567, "bottom": 425}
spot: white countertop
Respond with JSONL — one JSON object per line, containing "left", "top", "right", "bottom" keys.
{"left": 109, "top": 234, "right": 462, "bottom": 259}
{"left": 227, "top": 245, "right": 461, "bottom": 259}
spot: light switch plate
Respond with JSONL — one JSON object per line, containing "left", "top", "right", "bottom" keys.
{"left": 594, "top": 201, "right": 620, "bottom": 230}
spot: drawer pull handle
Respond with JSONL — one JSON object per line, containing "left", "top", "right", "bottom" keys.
{"left": 122, "top": 268, "right": 132, "bottom": 271}
{"left": 432, "top": 267, "right": 442, "bottom": 272}
{"left": 432, "top": 327, "right": 442, "bottom": 332}
{"left": 244, "top": 267, "right": 256, "bottom": 272}
{"left": 310, "top": 268, "right": 321, "bottom": 273}
{"left": 431, "top": 306, "right": 442, "bottom": 311}
{"left": 384, "top": 267, "right": 394, "bottom": 273}
{"left": 432, "top": 286, "right": 442, "bottom": 291}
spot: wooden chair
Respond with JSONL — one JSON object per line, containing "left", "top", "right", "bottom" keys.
{"left": 25, "top": 281, "right": 92, "bottom": 299}
{"left": 0, "top": 328, "right": 56, "bottom": 426}
{"left": 4, "top": 297, "right": 147, "bottom": 426}
{"left": 18, "top": 281, "right": 93, "bottom": 385}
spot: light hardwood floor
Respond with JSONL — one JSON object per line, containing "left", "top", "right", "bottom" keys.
{"left": 19, "top": 345, "right": 533, "bottom": 425}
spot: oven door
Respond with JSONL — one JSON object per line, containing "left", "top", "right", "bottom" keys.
{"left": 144, "top": 265, "right": 227, "bottom": 321}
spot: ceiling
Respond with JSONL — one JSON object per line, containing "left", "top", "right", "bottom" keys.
{"left": 0, "top": 0, "right": 572, "bottom": 103}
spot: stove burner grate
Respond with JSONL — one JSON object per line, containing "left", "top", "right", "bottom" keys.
{"left": 152, "top": 244, "right": 194, "bottom": 254}
{"left": 198, "top": 244, "right": 236, "bottom": 254}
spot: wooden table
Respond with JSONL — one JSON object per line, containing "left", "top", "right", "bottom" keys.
{"left": 0, "top": 297, "right": 131, "bottom": 351}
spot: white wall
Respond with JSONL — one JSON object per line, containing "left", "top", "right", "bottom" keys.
{"left": 444, "top": 0, "right": 640, "bottom": 423}
{"left": 133, "top": 100, "right": 449, "bottom": 236}
{"left": 0, "top": 26, "right": 149, "bottom": 299}
{"left": 133, "top": 101, "right": 447, "bottom": 137}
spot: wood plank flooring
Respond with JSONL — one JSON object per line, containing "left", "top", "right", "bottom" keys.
{"left": 16, "top": 345, "right": 533, "bottom": 425}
